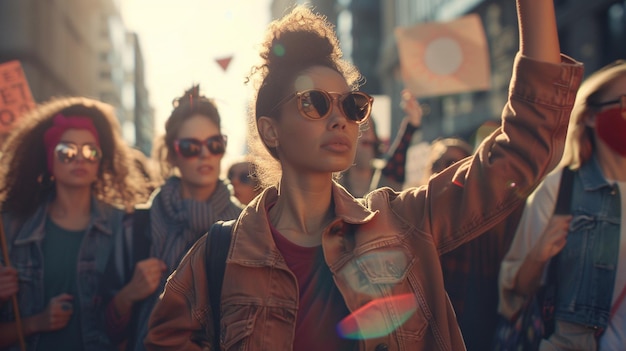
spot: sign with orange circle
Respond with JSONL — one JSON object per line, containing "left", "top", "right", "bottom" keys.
{"left": 395, "top": 14, "right": 491, "bottom": 98}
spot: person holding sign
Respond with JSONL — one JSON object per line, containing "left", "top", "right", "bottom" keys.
{"left": 0, "top": 61, "right": 36, "bottom": 150}
{"left": 0, "top": 97, "right": 149, "bottom": 350}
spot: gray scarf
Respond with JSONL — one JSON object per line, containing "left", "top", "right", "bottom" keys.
{"left": 149, "top": 177, "right": 241, "bottom": 270}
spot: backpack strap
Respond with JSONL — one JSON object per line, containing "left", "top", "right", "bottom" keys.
{"left": 553, "top": 167, "right": 575, "bottom": 215}
{"left": 205, "top": 219, "right": 235, "bottom": 348}
{"left": 129, "top": 208, "right": 151, "bottom": 278}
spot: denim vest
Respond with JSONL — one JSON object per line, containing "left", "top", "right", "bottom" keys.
{"left": 0, "top": 197, "right": 125, "bottom": 351}
{"left": 555, "top": 156, "right": 621, "bottom": 333}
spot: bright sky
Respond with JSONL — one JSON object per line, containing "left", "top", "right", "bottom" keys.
{"left": 121, "top": 0, "right": 273, "bottom": 168}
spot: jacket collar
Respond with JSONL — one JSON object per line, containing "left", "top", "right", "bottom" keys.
{"left": 13, "top": 195, "right": 114, "bottom": 245}
{"left": 229, "top": 181, "right": 377, "bottom": 265}
{"left": 578, "top": 155, "right": 615, "bottom": 192}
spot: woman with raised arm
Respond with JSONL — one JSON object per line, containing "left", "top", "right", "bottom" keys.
{"left": 145, "top": 1, "right": 582, "bottom": 350}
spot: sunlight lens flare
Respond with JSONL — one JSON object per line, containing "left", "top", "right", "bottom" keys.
{"left": 273, "top": 43, "right": 286, "bottom": 57}
{"left": 337, "top": 293, "right": 418, "bottom": 340}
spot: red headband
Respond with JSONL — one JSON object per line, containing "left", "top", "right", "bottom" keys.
{"left": 43, "top": 114, "right": 101, "bottom": 174}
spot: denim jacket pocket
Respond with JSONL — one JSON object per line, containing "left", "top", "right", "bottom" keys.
{"left": 13, "top": 261, "right": 41, "bottom": 315}
{"left": 221, "top": 304, "right": 259, "bottom": 350}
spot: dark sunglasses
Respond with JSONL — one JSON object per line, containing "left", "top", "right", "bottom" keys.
{"left": 227, "top": 170, "right": 253, "bottom": 185}
{"left": 271, "top": 89, "right": 373, "bottom": 124}
{"left": 174, "top": 135, "right": 227, "bottom": 158}
{"left": 589, "top": 95, "right": 626, "bottom": 113}
{"left": 55, "top": 142, "right": 102, "bottom": 163}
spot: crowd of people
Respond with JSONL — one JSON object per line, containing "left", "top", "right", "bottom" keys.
{"left": 0, "top": 0, "right": 624, "bottom": 350}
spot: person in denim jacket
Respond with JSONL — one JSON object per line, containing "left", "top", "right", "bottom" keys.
{"left": 499, "top": 60, "right": 626, "bottom": 350}
{"left": 146, "top": 1, "right": 583, "bottom": 350}
{"left": 0, "top": 97, "right": 149, "bottom": 350}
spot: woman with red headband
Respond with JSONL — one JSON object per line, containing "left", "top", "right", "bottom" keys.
{"left": 0, "top": 97, "right": 148, "bottom": 350}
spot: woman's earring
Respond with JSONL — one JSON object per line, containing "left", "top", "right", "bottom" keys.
{"left": 37, "top": 173, "right": 55, "bottom": 187}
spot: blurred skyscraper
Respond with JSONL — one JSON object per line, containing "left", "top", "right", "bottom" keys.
{"left": 0, "top": 0, "right": 154, "bottom": 155}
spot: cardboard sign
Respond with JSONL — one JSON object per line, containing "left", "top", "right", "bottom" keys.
{"left": 395, "top": 14, "right": 491, "bottom": 98}
{"left": 0, "top": 61, "right": 35, "bottom": 133}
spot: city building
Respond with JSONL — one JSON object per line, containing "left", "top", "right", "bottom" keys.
{"left": 0, "top": 0, "right": 154, "bottom": 154}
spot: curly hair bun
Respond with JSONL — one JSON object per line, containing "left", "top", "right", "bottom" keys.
{"left": 172, "top": 84, "right": 201, "bottom": 108}
{"left": 264, "top": 7, "right": 342, "bottom": 73}
{"left": 269, "top": 30, "right": 336, "bottom": 70}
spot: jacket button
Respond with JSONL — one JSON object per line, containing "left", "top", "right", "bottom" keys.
{"left": 375, "top": 344, "right": 389, "bottom": 351}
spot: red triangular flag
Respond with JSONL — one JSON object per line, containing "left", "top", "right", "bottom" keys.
{"left": 215, "top": 56, "right": 233, "bottom": 72}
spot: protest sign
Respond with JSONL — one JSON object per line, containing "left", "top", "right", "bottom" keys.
{"left": 395, "top": 14, "right": 490, "bottom": 97}
{"left": 0, "top": 60, "right": 35, "bottom": 134}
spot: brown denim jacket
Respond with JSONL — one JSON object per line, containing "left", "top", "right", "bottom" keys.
{"left": 145, "top": 54, "right": 583, "bottom": 351}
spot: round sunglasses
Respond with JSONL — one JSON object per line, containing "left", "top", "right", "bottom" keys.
{"left": 174, "top": 135, "right": 227, "bottom": 158}
{"left": 270, "top": 89, "right": 373, "bottom": 124}
{"left": 54, "top": 142, "right": 102, "bottom": 163}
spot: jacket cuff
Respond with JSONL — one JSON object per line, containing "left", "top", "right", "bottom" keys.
{"left": 509, "top": 53, "right": 584, "bottom": 108}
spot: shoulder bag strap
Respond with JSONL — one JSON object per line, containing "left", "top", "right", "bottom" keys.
{"left": 131, "top": 208, "right": 151, "bottom": 275}
{"left": 553, "top": 167, "right": 575, "bottom": 216}
{"left": 205, "top": 219, "right": 234, "bottom": 348}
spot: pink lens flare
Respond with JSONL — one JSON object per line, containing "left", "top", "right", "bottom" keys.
{"left": 337, "top": 293, "right": 418, "bottom": 340}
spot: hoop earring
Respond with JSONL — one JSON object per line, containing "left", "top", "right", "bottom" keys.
{"left": 37, "top": 173, "right": 55, "bottom": 188}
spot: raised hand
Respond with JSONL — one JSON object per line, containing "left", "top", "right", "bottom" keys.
{"left": 400, "top": 89, "right": 423, "bottom": 128}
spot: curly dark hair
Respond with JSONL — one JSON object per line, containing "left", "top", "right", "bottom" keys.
{"left": 246, "top": 5, "right": 362, "bottom": 188}
{"left": 0, "top": 97, "right": 150, "bottom": 219}
{"left": 153, "top": 84, "right": 222, "bottom": 178}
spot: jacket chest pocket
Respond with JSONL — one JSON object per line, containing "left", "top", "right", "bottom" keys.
{"left": 221, "top": 303, "right": 259, "bottom": 351}
{"left": 356, "top": 246, "right": 414, "bottom": 284}
{"left": 11, "top": 260, "right": 42, "bottom": 316}
{"left": 564, "top": 214, "right": 620, "bottom": 269}
{"left": 0, "top": 264, "right": 38, "bottom": 322}
{"left": 220, "top": 303, "right": 296, "bottom": 351}
{"left": 337, "top": 243, "right": 428, "bottom": 341}
{"left": 340, "top": 242, "right": 415, "bottom": 293}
